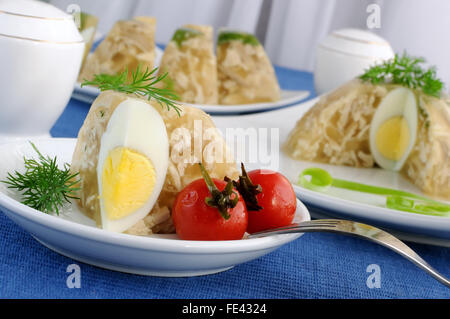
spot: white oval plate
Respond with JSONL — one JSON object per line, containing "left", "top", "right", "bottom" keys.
{"left": 0, "top": 138, "right": 310, "bottom": 277}
{"left": 73, "top": 84, "right": 310, "bottom": 115}
{"left": 212, "top": 98, "right": 450, "bottom": 247}
{"left": 178, "top": 90, "right": 310, "bottom": 115}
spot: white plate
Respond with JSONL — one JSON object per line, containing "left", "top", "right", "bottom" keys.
{"left": 178, "top": 90, "right": 309, "bottom": 114}
{"left": 73, "top": 84, "right": 310, "bottom": 115}
{"left": 212, "top": 98, "right": 450, "bottom": 247}
{"left": 0, "top": 138, "right": 310, "bottom": 277}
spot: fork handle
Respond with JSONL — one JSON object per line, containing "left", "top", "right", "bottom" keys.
{"left": 250, "top": 223, "right": 450, "bottom": 288}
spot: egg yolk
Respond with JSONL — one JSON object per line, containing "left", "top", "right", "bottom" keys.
{"left": 375, "top": 116, "right": 410, "bottom": 161}
{"left": 101, "top": 147, "right": 156, "bottom": 220}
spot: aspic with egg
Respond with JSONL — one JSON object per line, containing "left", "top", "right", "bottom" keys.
{"left": 284, "top": 54, "right": 450, "bottom": 199}
{"left": 71, "top": 91, "right": 239, "bottom": 234}
{"left": 70, "top": 64, "right": 301, "bottom": 237}
{"left": 71, "top": 67, "right": 238, "bottom": 235}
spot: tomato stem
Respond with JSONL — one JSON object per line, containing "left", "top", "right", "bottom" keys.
{"left": 198, "top": 163, "right": 238, "bottom": 220}
{"left": 225, "top": 163, "right": 262, "bottom": 211}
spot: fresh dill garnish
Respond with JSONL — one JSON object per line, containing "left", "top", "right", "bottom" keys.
{"left": 2, "top": 142, "right": 80, "bottom": 215}
{"left": 82, "top": 65, "right": 182, "bottom": 115}
{"left": 360, "top": 53, "right": 444, "bottom": 97}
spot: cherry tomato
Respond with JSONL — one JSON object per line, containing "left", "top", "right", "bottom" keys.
{"left": 173, "top": 178, "right": 248, "bottom": 240}
{"left": 246, "top": 169, "right": 297, "bottom": 233}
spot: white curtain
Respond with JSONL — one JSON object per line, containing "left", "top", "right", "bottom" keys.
{"left": 49, "top": 0, "right": 450, "bottom": 89}
{"left": 49, "top": 0, "right": 264, "bottom": 43}
{"left": 265, "top": 0, "right": 450, "bottom": 90}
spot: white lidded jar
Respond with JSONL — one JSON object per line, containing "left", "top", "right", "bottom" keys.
{"left": 314, "top": 28, "right": 394, "bottom": 95}
{"left": 0, "top": 0, "right": 84, "bottom": 142}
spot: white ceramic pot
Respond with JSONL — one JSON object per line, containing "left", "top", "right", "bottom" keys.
{"left": 0, "top": 0, "right": 84, "bottom": 143}
{"left": 314, "top": 28, "right": 394, "bottom": 95}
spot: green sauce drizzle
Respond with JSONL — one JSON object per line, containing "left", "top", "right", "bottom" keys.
{"left": 298, "top": 167, "right": 450, "bottom": 217}
{"left": 172, "top": 28, "right": 203, "bottom": 48}
{"left": 217, "top": 31, "right": 260, "bottom": 46}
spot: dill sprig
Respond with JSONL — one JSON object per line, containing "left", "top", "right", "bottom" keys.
{"left": 2, "top": 142, "right": 80, "bottom": 215}
{"left": 82, "top": 65, "right": 182, "bottom": 115}
{"left": 360, "top": 53, "right": 444, "bottom": 97}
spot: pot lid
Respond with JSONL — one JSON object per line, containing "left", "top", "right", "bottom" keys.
{"left": 319, "top": 28, "right": 394, "bottom": 59}
{"left": 0, "top": 0, "right": 83, "bottom": 43}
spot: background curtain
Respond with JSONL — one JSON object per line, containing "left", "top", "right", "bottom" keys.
{"left": 264, "top": 0, "right": 450, "bottom": 91}
{"left": 50, "top": 0, "right": 264, "bottom": 42}
{"left": 49, "top": 0, "right": 450, "bottom": 89}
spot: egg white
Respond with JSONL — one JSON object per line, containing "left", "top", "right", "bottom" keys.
{"left": 369, "top": 87, "right": 418, "bottom": 171}
{"left": 97, "top": 98, "right": 169, "bottom": 232}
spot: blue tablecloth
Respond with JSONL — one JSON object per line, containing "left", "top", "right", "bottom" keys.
{"left": 1, "top": 66, "right": 449, "bottom": 299}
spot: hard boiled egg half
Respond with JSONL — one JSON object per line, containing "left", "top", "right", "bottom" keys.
{"left": 369, "top": 87, "right": 418, "bottom": 171}
{"left": 97, "top": 98, "right": 169, "bottom": 233}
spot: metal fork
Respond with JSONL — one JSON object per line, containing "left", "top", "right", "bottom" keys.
{"left": 248, "top": 219, "right": 450, "bottom": 288}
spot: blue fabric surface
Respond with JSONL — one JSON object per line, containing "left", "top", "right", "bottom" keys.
{"left": 1, "top": 66, "right": 448, "bottom": 299}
